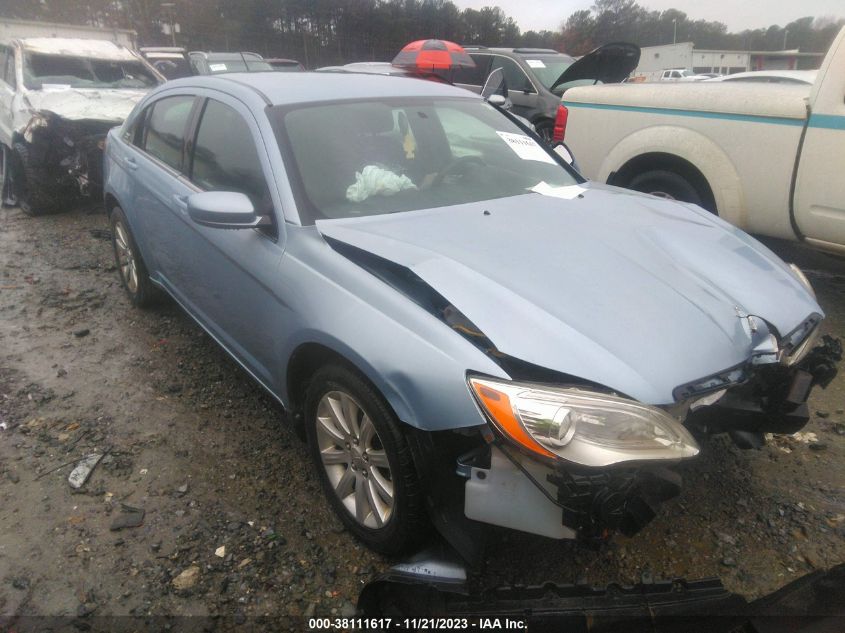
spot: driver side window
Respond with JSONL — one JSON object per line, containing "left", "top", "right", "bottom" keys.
{"left": 490, "top": 57, "right": 533, "bottom": 93}
{"left": 188, "top": 98, "right": 272, "bottom": 214}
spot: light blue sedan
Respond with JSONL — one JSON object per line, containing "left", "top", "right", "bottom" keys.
{"left": 103, "top": 71, "right": 831, "bottom": 557}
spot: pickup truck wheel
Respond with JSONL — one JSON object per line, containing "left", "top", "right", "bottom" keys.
{"left": 627, "top": 169, "right": 703, "bottom": 207}
{"left": 305, "top": 364, "right": 428, "bottom": 554}
{"left": 0, "top": 144, "right": 17, "bottom": 207}
{"left": 12, "top": 142, "right": 69, "bottom": 216}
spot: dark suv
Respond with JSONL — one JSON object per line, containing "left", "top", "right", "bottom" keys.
{"left": 455, "top": 48, "right": 576, "bottom": 142}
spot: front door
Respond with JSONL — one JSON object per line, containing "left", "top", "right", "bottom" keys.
{"left": 167, "top": 94, "right": 286, "bottom": 388}
{"left": 793, "top": 52, "right": 845, "bottom": 250}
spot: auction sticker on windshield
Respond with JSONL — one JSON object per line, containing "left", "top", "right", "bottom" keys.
{"left": 496, "top": 131, "right": 556, "bottom": 164}
{"left": 209, "top": 63, "right": 227, "bottom": 71}
{"left": 525, "top": 59, "right": 546, "bottom": 68}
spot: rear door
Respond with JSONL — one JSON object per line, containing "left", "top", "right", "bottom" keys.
{"left": 125, "top": 93, "right": 199, "bottom": 281}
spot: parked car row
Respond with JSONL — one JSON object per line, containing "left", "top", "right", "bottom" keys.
{"left": 140, "top": 47, "right": 304, "bottom": 79}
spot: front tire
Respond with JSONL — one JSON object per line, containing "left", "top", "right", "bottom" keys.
{"left": 0, "top": 144, "right": 17, "bottom": 207}
{"left": 304, "top": 364, "right": 428, "bottom": 554}
{"left": 109, "top": 206, "right": 159, "bottom": 308}
{"left": 12, "top": 142, "right": 69, "bottom": 216}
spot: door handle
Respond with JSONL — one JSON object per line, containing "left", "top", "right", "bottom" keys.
{"left": 124, "top": 156, "right": 138, "bottom": 171}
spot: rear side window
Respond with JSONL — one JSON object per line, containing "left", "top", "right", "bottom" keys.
{"left": 142, "top": 96, "right": 195, "bottom": 171}
{"left": 190, "top": 99, "right": 271, "bottom": 210}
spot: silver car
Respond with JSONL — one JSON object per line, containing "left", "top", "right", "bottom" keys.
{"left": 102, "top": 71, "right": 832, "bottom": 557}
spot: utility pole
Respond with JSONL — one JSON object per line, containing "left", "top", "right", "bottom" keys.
{"left": 783, "top": 29, "right": 789, "bottom": 50}
{"left": 672, "top": 18, "right": 677, "bottom": 45}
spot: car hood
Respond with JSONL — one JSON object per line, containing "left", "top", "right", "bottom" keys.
{"left": 316, "top": 185, "right": 821, "bottom": 404}
{"left": 550, "top": 42, "right": 640, "bottom": 91}
{"left": 23, "top": 87, "right": 148, "bottom": 123}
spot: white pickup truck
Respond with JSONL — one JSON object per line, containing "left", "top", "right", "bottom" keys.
{"left": 558, "top": 26, "right": 845, "bottom": 254}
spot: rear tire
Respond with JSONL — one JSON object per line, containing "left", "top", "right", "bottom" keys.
{"left": 304, "top": 364, "right": 428, "bottom": 554}
{"left": 109, "top": 206, "right": 160, "bottom": 308}
{"left": 626, "top": 169, "right": 704, "bottom": 207}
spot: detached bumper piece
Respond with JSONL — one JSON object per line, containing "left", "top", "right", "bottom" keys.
{"left": 687, "top": 335, "right": 841, "bottom": 445}
{"left": 462, "top": 446, "right": 682, "bottom": 542}
{"left": 359, "top": 549, "right": 845, "bottom": 633}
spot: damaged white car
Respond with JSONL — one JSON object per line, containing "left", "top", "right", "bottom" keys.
{"left": 0, "top": 37, "right": 163, "bottom": 215}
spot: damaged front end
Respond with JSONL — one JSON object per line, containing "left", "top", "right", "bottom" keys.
{"left": 323, "top": 231, "right": 840, "bottom": 559}
{"left": 21, "top": 110, "right": 116, "bottom": 198}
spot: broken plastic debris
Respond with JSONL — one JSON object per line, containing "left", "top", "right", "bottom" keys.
{"left": 791, "top": 431, "right": 818, "bottom": 444}
{"left": 215, "top": 545, "right": 226, "bottom": 558}
{"left": 346, "top": 165, "right": 416, "bottom": 202}
{"left": 68, "top": 453, "right": 103, "bottom": 489}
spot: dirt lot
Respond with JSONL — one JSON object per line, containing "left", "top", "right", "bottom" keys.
{"left": 1, "top": 203, "right": 844, "bottom": 628}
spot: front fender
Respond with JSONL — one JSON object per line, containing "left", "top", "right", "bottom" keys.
{"left": 275, "top": 235, "right": 511, "bottom": 432}
{"left": 599, "top": 125, "right": 745, "bottom": 229}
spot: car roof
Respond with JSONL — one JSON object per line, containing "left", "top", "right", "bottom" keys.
{"left": 466, "top": 47, "right": 573, "bottom": 59}
{"left": 161, "top": 71, "right": 476, "bottom": 106}
{"left": 14, "top": 37, "right": 138, "bottom": 61}
{"left": 190, "top": 51, "right": 265, "bottom": 60}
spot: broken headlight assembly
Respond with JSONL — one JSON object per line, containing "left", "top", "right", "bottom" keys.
{"left": 468, "top": 377, "right": 699, "bottom": 467}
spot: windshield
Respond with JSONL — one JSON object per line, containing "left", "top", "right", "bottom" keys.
{"left": 273, "top": 98, "right": 579, "bottom": 224}
{"left": 203, "top": 58, "right": 273, "bottom": 73}
{"left": 519, "top": 55, "right": 575, "bottom": 89}
{"left": 23, "top": 53, "right": 160, "bottom": 90}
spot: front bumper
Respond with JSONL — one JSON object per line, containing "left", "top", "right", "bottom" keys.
{"left": 460, "top": 336, "right": 841, "bottom": 544}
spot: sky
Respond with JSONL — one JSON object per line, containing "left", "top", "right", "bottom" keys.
{"left": 453, "top": 0, "right": 845, "bottom": 33}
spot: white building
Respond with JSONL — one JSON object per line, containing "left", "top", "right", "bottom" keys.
{"left": 633, "top": 42, "right": 824, "bottom": 78}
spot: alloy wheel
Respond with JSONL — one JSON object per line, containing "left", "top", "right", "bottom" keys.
{"left": 113, "top": 220, "right": 139, "bottom": 294}
{"left": 315, "top": 390, "right": 394, "bottom": 529}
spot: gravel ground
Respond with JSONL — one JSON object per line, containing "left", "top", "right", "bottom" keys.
{"left": 1, "top": 203, "right": 844, "bottom": 628}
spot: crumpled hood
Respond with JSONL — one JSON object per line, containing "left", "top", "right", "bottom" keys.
{"left": 24, "top": 87, "right": 147, "bottom": 123}
{"left": 316, "top": 185, "right": 822, "bottom": 404}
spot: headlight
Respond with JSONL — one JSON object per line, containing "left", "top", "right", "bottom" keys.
{"left": 469, "top": 377, "right": 699, "bottom": 467}
{"left": 789, "top": 263, "right": 816, "bottom": 299}
{"left": 783, "top": 314, "right": 823, "bottom": 366}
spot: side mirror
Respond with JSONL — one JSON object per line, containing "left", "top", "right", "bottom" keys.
{"left": 487, "top": 94, "right": 507, "bottom": 107}
{"left": 187, "top": 191, "right": 271, "bottom": 229}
